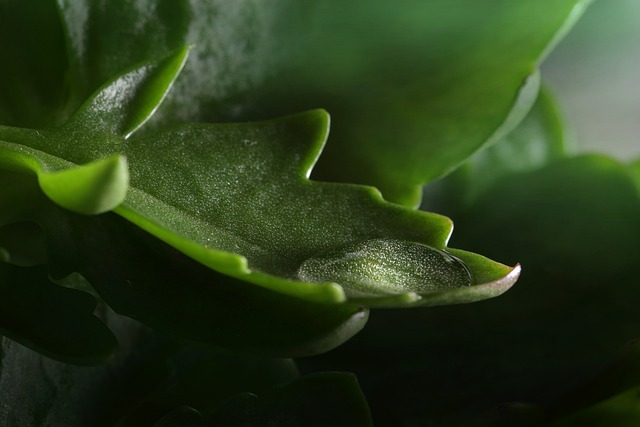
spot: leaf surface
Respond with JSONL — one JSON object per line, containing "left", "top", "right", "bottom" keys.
{"left": 53, "top": 0, "right": 592, "bottom": 206}
{"left": 0, "top": 51, "right": 517, "bottom": 307}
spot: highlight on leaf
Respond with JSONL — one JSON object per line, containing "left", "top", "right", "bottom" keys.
{"left": 0, "top": 47, "right": 520, "bottom": 310}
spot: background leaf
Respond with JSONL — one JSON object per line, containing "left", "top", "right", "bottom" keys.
{"left": 423, "top": 87, "right": 569, "bottom": 211}
{"left": 53, "top": 0, "right": 591, "bottom": 206}
{"left": 0, "top": 56, "right": 516, "bottom": 306}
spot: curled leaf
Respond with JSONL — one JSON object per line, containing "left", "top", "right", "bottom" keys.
{"left": 0, "top": 52, "right": 518, "bottom": 308}
{"left": 38, "top": 154, "right": 128, "bottom": 215}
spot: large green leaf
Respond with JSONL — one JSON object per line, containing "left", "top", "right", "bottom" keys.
{"left": 423, "top": 87, "right": 570, "bottom": 211}
{"left": 43, "top": 204, "right": 369, "bottom": 357}
{"left": 0, "top": 50, "right": 517, "bottom": 308}
{"left": 299, "top": 155, "right": 640, "bottom": 426}
{"left": 52, "top": 0, "right": 591, "bottom": 206}
{"left": 278, "top": 1, "right": 590, "bottom": 206}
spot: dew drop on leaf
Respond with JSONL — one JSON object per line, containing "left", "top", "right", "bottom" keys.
{"left": 297, "top": 239, "right": 473, "bottom": 298}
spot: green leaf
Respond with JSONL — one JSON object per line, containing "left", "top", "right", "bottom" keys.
{"left": 0, "top": 53, "right": 516, "bottom": 307}
{"left": 12, "top": 177, "right": 367, "bottom": 356}
{"left": 300, "top": 155, "right": 640, "bottom": 425}
{"left": 55, "top": 0, "right": 192, "bottom": 111}
{"left": 251, "top": 0, "right": 592, "bottom": 206}
{"left": 423, "top": 87, "right": 569, "bottom": 211}
{"left": 0, "top": 46, "right": 187, "bottom": 216}
{"left": 39, "top": 154, "right": 128, "bottom": 215}
{"left": 65, "top": 45, "right": 190, "bottom": 139}
{"left": 53, "top": 0, "right": 592, "bottom": 206}
{"left": 0, "top": 261, "right": 116, "bottom": 364}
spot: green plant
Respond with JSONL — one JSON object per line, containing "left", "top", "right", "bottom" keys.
{"left": 0, "top": 1, "right": 638, "bottom": 426}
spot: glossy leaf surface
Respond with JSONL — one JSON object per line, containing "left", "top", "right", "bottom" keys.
{"left": 0, "top": 51, "right": 517, "bottom": 307}
{"left": 52, "top": 0, "right": 591, "bottom": 206}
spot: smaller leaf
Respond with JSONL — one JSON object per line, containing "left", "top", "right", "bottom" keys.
{"left": 38, "top": 154, "right": 129, "bottom": 215}
{"left": 66, "top": 45, "right": 190, "bottom": 139}
{"left": 0, "top": 261, "right": 117, "bottom": 364}
{"left": 422, "top": 86, "right": 569, "bottom": 213}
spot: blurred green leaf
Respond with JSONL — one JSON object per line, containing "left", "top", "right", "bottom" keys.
{"left": 52, "top": 0, "right": 591, "bottom": 206}
{"left": 240, "top": 0, "right": 590, "bottom": 205}
{"left": 39, "top": 154, "right": 128, "bottom": 215}
{"left": 423, "top": 87, "right": 569, "bottom": 211}
{"left": 299, "top": 155, "right": 640, "bottom": 426}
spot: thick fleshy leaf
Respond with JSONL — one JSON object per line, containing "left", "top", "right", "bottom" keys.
{"left": 15, "top": 173, "right": 368, "bottom": 356}
{"left": 54, "top": 0, "right": 591, "bottom": 206}
{"left": 39, "top": 154, "right": 128, "bottom": 215}
{"left": 299, "top": 155, "right": 640, "bottom": 426}
{"left": 0, "top": 54, "right": 516, "bottom": 307}
{"left": 0, "top": 47, "right": 187, "bottom": 216}
{"left": 0, "top": 261, "right": 116, "bottom": 364}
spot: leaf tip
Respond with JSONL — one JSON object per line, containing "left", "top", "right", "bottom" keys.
{"left": 39, "top": 154, "right": 129, "bottom": 215}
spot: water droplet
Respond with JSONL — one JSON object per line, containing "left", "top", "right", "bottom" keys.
{"left": 297, "top": 239, "right": 473, "bottom": 298}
